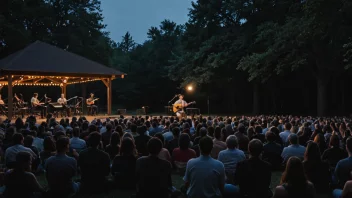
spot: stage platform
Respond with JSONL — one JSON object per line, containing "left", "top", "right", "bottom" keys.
{"left": 0, "top": 114, "right": 183, "bottom": 124}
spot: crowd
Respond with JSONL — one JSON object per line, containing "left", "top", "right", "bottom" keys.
{"left": 0, "top": 114, "right": 351, "bottom": 198}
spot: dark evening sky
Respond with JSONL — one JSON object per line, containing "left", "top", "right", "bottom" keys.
{"left": 101, "top": 0, "right": 193, "bottom": 44}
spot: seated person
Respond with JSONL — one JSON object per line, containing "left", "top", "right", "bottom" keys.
{"left": 45, "top": 136, "right": 79, "bottom": 196}
{"left": 136, "top": 138, "right": 173, "bottom": 198}
{"left": 111, "top": 137, "right": 137, "bottom": 190}
{"left": 78, "top": 132, "right": 110, "bottom": 194}
{"left": 3, "top": 151, "right": 45, "bottom": 198}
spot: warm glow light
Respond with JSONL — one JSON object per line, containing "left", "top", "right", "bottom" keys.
{"left": 63, "top": 79, "right": 67, "bottom": 83}
{"left": 187, "top": 85, "right": 193, "bottom": 91}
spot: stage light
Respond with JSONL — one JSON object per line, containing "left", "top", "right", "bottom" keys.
{"left": 187, "top": 85, "right": 193, "bottom": 91}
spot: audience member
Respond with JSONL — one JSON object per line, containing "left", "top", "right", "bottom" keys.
{"left": 218, "top": 135, "right": 245, "bottom": 183}
{"left": 5, "top": 133, "right": 37, "bottom": 169}
{"left": 70, "top": 127, "right": 86, "bottom": 153}
{"left": 172, "top": 133, "right": 196, "bottom": 169}
{"left": 235, "top": 139, "right": 272, "bottom": 198}
{"left": 281, "top": 134, "right": 305, "bottom": 163}
{"left": 136, "top": 138, "right": 172, "bottom": 198}
{"left": 211, "top": 126, "right": 227, "bottom": 159}
{"left": 334, "top": 137, "right": 352, "bottom": 189}
{"left": 78, "top": 132, "right": 110, "bottom": 194}
{"left": 184, "top": 136, "right": 225, "bottom": 198}
{"left": 262, "top": 131, "right": 283, "bottom": 170}
{"left": 273, "top": 157, "right": 316, "bottom": 198}
{"left": 105, "top": 132, "right": 120, "bottom": 160}
{"left": 45, "top": 136, "right": 79, "bottom": 196}
{"left": 112, "top": 137, "right": 137, "bottom": 190}
{"left": 302, "top": 142, "right": 330, "bottom": 193}
{"left": 3, "top": 151, "right": 45, "bottom": 198}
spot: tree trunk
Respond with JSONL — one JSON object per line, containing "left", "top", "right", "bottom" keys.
{"left": 316, "top": 76, "right": 328, "bottom": 116}
{"left": 253, "top": 82, "right": 260, "bottom": 115}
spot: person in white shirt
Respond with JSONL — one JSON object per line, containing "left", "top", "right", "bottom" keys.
{"left": 57, "top": 94, "right": 71, "bottom": 117}
{"left": 31, "top": 93, "right": 46, "bottom": 118}
{"left": 173, "top": 95, "right": 188, "bottom": 118}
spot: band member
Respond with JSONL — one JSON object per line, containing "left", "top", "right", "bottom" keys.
{"left": 0, "top": 94, "right": 4, "bottom": 105}
{"left": 173, "top": 94, "right": 188, "bottom": 118}
{"left": 31, "top": 93, "right": 46, "bottom": 118}
{"left": 86, "top": 93, "right": 98, "bottom": 115}
{"left": 57, "top": 94, "right": 71, "bottom": 117}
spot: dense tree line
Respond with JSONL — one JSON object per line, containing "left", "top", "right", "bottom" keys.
{"left": 1, "top": 0, "right": 352, "bottom": 115}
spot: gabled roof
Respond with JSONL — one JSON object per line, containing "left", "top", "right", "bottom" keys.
{"left": 0, "top": 41, "right": 125, "bottom": 78}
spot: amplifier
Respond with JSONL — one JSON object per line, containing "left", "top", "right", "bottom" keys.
{"left": 186, "top": 108, "right": 200, "bottom": 115}
{"left": 116, "top": 109, "right": 126, "bottom": 115}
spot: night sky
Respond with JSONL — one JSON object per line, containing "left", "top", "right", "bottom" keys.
{"left": 101, "top": 0, "right": 194, "bottom": 44}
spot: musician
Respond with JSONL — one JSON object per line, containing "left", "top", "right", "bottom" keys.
{"left": 86, "top": 93, "right": 98, "bottom": 115}
{"left": 31, "top": 93, "right": 46, "bottom": 118}
{"left": 0, "top": 94, "right": 4, "bottom": 105}
{"left": 173, "top": 94, "right": 188, "bottom": 118}
{"left": 57, "top": 94, "right": 71, "bottom": 117}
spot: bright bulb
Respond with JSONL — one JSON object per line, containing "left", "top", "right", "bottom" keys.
{"left": 187, "top": 86, "right": 193, "bottom": 91}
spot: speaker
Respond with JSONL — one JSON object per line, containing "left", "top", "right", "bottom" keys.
{"left": 117, "top": 109, "right": 126, "bottom": 115}
{"left": 136, "top": 109, "right": 145, "bottom": 115}
{"left": 186, "top": 108, "right": 200, "bottom": 115}
{"left": 165, "top": 106, "right": 173, "bottom": 115}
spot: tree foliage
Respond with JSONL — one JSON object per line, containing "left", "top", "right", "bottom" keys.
{"left": 1, "top": 0, "right": 352, "bottom": 115}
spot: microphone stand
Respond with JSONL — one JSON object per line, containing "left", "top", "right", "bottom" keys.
{"left": 168, "top": 95, "right": 178, "bottom": 105}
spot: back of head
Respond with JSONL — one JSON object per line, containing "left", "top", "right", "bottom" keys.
{"left": 16, "top": 151, "right": 31, "bottom": 171}
{"left": 281, "top": 157, "right": 307, "bottom": 188}
{"left": 13, "top": 133, "right": 24, "bottom": 145}
{"left": 199, "top": 136, "right": 213, "bottom": 155}
{"left": 226, "top": 135, "right": 238, "bottom": 149}
{"left": 131, "top": 123, "right": 137, "bottom": 133}
{"left": 73, "top": 127, "right": 80, "bottom": 137}
{"left": 200, "top": 127, "right": 208, "bottom": 137}
{"left": 214, "top": 127, "right": 222, "bottom": 139}
{"left": 56, "top": 136, "right": 69, "bottom": 153}
{"left": 88, "top": 132, "right": 101, "bottom": 148}
{"left": 172, "top": 127, "right": 180, "bottom": 137}
{"left": 24, "top": 135, "right": 34, "bottom": 147}
{"left": 120, "top": 137, "right": 135, "bottom": 156}
{"left": 106, "top": 123, "right": 113, "bottom": 132}
{"left": 289, "top": 134, "right": 299, "bottom": 145}
{"left": 329, "top": 134, "right": 340, "bottom": 148}
{"left": 147, "top": 137, "right": 163, "bottom": 155}
{"left": 285, "top": 122, "right": 292, "bottom": 131}
{"left": 179, "top": 133, "right": 191, "bottom": 150}
{"left": 248, "top": 139, "right": 263, "bottom": 157}
{"left": 43, "top": 136, "right": 56, "bottom": 152}
{"left": 304, "top": 142, "right": 321, "bottom": 162}
{"left": 110, "top": 132, "right": 120, "bottom": 146}
{"left": 238, "top": 124, "right": 246, "bottom": 133}
{"left": 265, "top": 131, "right": 276, "bottom": 142}
{"left": 254, "top": 126, "right": 262, "bottom": 134}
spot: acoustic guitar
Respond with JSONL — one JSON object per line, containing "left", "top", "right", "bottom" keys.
{"left": 173, "top": 101, "right": 196, "bottom": 113}
{"left": 86, "top": 98, "right": 99, "bottom": 105}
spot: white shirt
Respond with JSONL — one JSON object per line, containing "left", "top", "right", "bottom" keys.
{"left": 57, "top": 98, "right": 67, "bottom": 104}
{"left": 31, "top": 97, "right": 39, "bottom": 104}
{"left": 174, "top": 99, "right": 187, "bottom": 106}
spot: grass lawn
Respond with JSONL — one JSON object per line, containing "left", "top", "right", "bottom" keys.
{"left": 36, "top": 171, "right": 283, "bottom": 198}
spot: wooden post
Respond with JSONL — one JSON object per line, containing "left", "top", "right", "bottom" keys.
{"left": 61, "top": 84, "right": 67, "bottom": 98}
{"left": 7, "top": 75, "right": 13, "bottom": 119}
{"left": 107, "top": 78, "right": 112, "bottom": 115}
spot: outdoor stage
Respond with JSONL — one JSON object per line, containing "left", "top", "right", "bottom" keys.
{"left": 1, "top": 114, "right": 176, "bottom": 124}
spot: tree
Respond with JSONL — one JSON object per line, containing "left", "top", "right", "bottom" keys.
{"left": 118, "top": 32, "right": 135, "bottom": 53}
